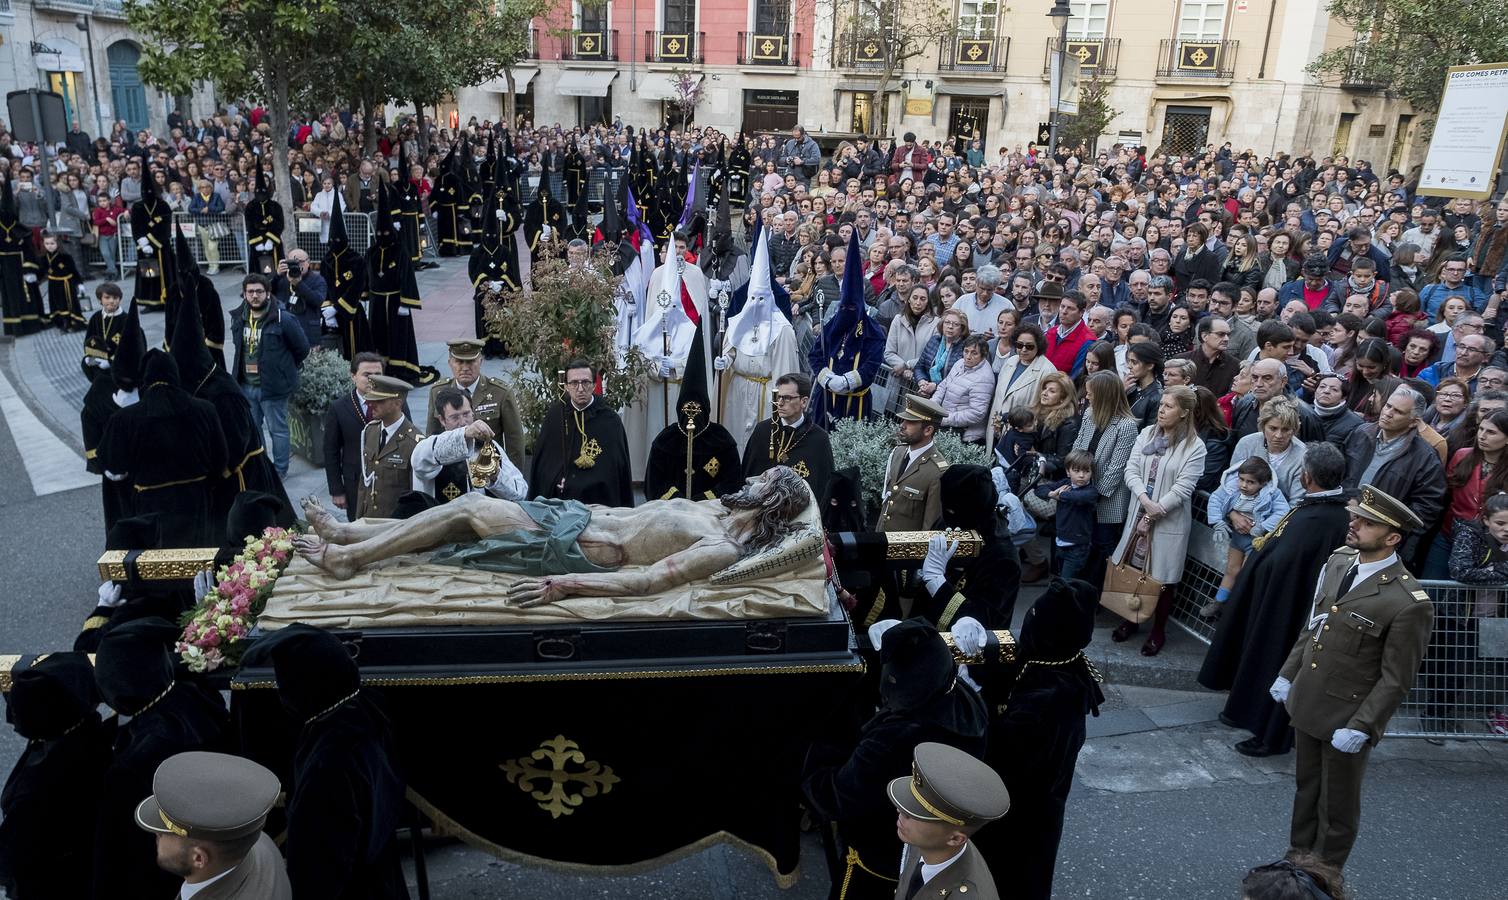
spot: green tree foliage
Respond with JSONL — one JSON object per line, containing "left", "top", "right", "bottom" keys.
{"left": 1309, "top": 0, "right": 1508, "bottom": 119}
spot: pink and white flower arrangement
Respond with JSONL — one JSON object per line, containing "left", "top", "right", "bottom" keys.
{"left": 178, "top": 526, "right": 297, "bottom": 672}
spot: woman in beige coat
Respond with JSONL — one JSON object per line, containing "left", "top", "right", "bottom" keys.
{"left": 985, "top": 322, "right": 1058, "bottom": 454}
{"left": 1109, "top": 385, "right": 1207, "bottom": 656}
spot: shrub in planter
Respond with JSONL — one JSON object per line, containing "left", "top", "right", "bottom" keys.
{"left": 829, "top": 417, "right": 991, "bottom": 523}
{"left": 289, "top": 348, "right": 352, "bottom": 465}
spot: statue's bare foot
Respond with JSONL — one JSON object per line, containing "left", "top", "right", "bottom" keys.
{"left": 301, "top": 496, "right": 347, "bottom": 543}
{"left": 294, "top": 534, "right": 358, "bottom": 580}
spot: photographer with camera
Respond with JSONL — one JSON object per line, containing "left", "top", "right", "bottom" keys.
{"left": 272, "top": 248, "right": 329, "bottom": 348}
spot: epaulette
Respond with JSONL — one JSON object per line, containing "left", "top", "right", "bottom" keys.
{"left": 1398, "top": 571, "right": 1431, "bottom": 603}
{"left": 430, "top": 377, "right": 455, "bottom": 390}
{"left": 935, "top": 458, "right": 950, "bottom": 469}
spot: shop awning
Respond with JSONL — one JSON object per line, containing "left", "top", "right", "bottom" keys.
{"left": 835, "top": 79, "right": 883, "bottom": 94}
{"left": 935, "top": 80, "right": 1004, "bottom": 98}
{"left": 637, "top": 73, "right": 703, "bottom": 102}
{"left": 479, "top": 68, "right": 538, "bottom": 94}
{"left": 556, "top": 69, "right": 618, "bottom": 98}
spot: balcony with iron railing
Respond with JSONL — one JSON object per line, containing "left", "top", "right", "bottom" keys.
{"left": 1339, "top": 45, "right": 1388, "bottom": 91}
{"left": 645, "top": 30, "right": 704, "bottom": 65}
{"left": 562, "top": 29, "right": 618, "bottom": 62}
{"left": 1155, "top": 38, "right": 1237, "bottom": 81}
{"left": 524, "top": 28, "right": 540, "bottom": 60}
{"left": 835, "top": 33, "right": 889, "bottom": 70}
{"left": 1043, "top": 37, "right": 1120, "bottom": 79}
{"left": 938, "top": 32, "right": 1009, "bottom": 74}
{"left": 738, "top": 32, "right": 803, "bottom": 67}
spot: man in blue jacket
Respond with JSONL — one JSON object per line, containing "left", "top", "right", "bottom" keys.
{"left": 230, "top": 273, "right": 309, "bottom": 476}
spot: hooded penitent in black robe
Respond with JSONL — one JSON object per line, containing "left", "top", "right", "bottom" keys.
{"left": 914, "top": 464, "right": 1024, "bottom": 632}
{"left": 0, "top": 653, "right": 115, "bottom": 900}
{"left": 529, "top": 396, "right": 634, "bottom": 507}
{"left": 0, "top": 177, "right": 44, "bottom": 334}
{"left": 433, "top": 141, "right": 469, "bottom": 257}
{"left": 129, "top": 175, "right": 175, "bottom": 312}
{"left": 742, "top": 414, "right": 834, "bottom": 504}
{"left": 397, "top": 144, "right": 423, "bottom": 263}
{"left": 167, "top": 223, "right": 227, "bottom": 370}
{"left": 468, "top": 162, "right": 517, "bottom": 358}
{"left": 973, "top": 577, "right": 1105, "bottom": 900}
{"left": 82, "top": 299, "right": 146, "bottom": 531}
{"left": 802, "top": 619, "right": 989, "bottom": 900}
{"left": 1197, "top": 492, "right": 1352, "bottom": 754}
{"left": 368, "top": 183, "right": 437, "bottom": 386}
{"left": 644, "top": 320, "right": 742, "bottom": 501}
{"left": 73, "top": 514, "right": 194, "bottom": 652}
{"left": 810, "top": 231, "right": 885, "bottom": 425}
{"left": 244, "top": 163, "right": 285, "bottom": 274}
{"left": 96, "top": 350, "right": 228, "bottom": 547}
{"left": 523, "top": 184, "right": 568, "bottom": 262}
{"left": 92, "top": 618, "right": 229, "bottom": 900}
{"left": 323, "top": 192, "right": 373, "bottom": 360}
{"left": 169, "top": 280, "right": 290, "bottom": 523}
{"left": 240, "top": 625, "right": 409, "bottom": 900}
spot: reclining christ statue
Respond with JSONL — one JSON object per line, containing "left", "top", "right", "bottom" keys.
{"left": 295, "top": 465, "right": 813, "bottom": 608}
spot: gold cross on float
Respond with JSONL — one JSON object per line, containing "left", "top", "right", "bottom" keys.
{"left": 501, "top": 735, "right": 621, "bottom": 819}
{"left": 441, "top": 483, "right": 462, "bottom": 501}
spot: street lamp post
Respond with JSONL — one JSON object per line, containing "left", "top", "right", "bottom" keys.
{"left": 1046, "top": 0, "right": 1072, "bottom": 161}
{"left": 75, "top": 15, "right": 106, "bottom": 138}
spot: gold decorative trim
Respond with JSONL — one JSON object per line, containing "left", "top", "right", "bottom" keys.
{"left": 406, "top": 789, "right": 801, "bottom": 889}
{"left": 881, "top": 530, "right": 983, "bottom": 560}
{"left": 1, "top": 653, "right": 96, "bottom": 693}
{"left": 501, "top": 735, "right": 620, "bottom": 818}
{"left": 232, "top": 658, "right": 866, "bottom": 690}
{"left": 98, "top": 548, "right": 218, "bottom": 581}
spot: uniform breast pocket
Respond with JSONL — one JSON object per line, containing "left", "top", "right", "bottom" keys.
{"left": 379, "top": 453, "right": 409, "bottom": 470}
{"left": 1337, "top": 617, "right": 1383, "bottom": 655}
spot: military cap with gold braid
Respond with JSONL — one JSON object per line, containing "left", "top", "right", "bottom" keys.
{"left": 363, "top": 374, "right": 412, "bottom": 401}
{"left": 887, "top": 741, "right": 1009, "bottom": 828}
{"left": 1347, "top": 483, "right": 1424, "bottom": 533}
{"left": 136, "top": 751, "right": 280, "bottom": 842}
{"left": 896, "top": 393, "right": 946, "bottom": 424}
{"left": 446, "top": 338, "right": 484, "bottom": 361}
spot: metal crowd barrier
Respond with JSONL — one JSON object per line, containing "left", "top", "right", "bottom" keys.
{"left": 108, "top": 213, "right": 250, "bottom": 275}
{"left": 1167, "top": 493, "right": 1508, "bottom": 741}
{"left": 292, "top": 211, "right": 376, "bottom": 259}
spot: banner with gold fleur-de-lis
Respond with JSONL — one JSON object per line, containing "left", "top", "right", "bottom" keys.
{"left": 1177, "top": 41, "right": 1221, "bottom": 71}
{"left": 955, "top": 38, "right": 993, "bottom": 67}
{"left": 574, "top": 31, "right": 605, "bottom": 58}
{"left": 658, "top": 33, "right": 691, "bottom": 61}
{"left": 1065, "top": 40, "right": 1102, "bottom": 68}
{"left": 751, "top": 34, "right": 786, "bottom": 63}
{"left": 854, "top": 37, "right": 884, "bottom": 63}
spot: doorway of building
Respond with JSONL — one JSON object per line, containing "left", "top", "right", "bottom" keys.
{"left": 1161, "top": 105, "right": 1210, "bottom": 155}
{"left": 947, "top": 97, "right": 990, "bottom": 143}
{"left": 742, "top": 90, "right": 798, "bottom": 133}
{"left": 107, "top": 42, "right": 149, "bottom": 131}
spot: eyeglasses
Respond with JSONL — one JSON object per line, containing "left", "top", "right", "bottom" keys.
{"left": 1438, "top": 391, "right": 1467, "bottom": 400}
{"left": 1461, "top": 345, "right": 1489, "bottom": 355}
{"left": 564, "top": 379, "right": 594, "bottom": 388}
{"left": 774, "top": 394, "right": 803, "bottom": 403}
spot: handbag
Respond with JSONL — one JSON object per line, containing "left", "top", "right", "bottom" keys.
{"left": 1099, "top": 515, "right": 1164, "bottom": 624}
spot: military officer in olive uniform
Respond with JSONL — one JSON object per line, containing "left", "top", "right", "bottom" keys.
{"left": 1272, "top": 484, "right": 1433, "bottom": 871}
{"left": 426, "top": 338, "right": 526, "bottom": 471}
{"left": 878, "top": 395, "right": 950, "bottom": 532}
{"left": 888, "top": 741, "right": 1009, "bottom": 900}
{"left": 357, "top": 375, "right": 421, "bottom": 519}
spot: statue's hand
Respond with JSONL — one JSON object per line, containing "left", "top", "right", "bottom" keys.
{"left": 508, "top": 577, "right": 569, "bottom": 608}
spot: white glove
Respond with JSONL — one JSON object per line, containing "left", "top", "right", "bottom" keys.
{"left": 496, "top": 209, "right": 506, "bottom": 220}
{"left": 321, "top": 305, "right": 337, "bottom": 326}
{"left": 193, "top": 568, "right": 213, "bottom": 603}
{"left": 392, "top": 221, "right": 401, "bottom": 231}
{"left": 921, "top": 534, "right": 959, "bottom": 596}
{"left": 113, "top": 388, "right": 138, "bottom": 408}
{"left": 710, "top": 278, "right": 729, "bottom": 296}
{"left": 657, "top": 358, "right": 674, "bottom": 379}
{"left": 84, "top": 355, "right": 103, "bottom": 368}
{"left": 1331, "top": 728, "right": 1368, "bottom": 754}
{"left": 713, "top": 355, "right": 730, "bottom": 371}
{"left": 22, "top": 273, "right": 36, "bottom": 283}
{"left": 97, "top": 359, "right": 110, "bottom": 370}
{"left": 867, "top": 618, "right": 901, "bottom": 650}
{"left": 103, "top": 469, "right": 127, "bottom": 482}
{"left": 257, "top": 241, "right": 272, "bottom": 251}
{"left": 487, "top": 280, "right": 503, "bottom": 292}
{"left": 136, "top": 237, "right": 151, "bottom": 251}
{"left": 97, "top": 580, "right": 124, "bottom": 608}
{"left": 952, "top": 616, "right": 988, "bottom": 657}
{"left": 1269, "top": 676, "right": 1291, "bottom": 704}
{"left": 958, "top": 664, "right": 982, "bottom": 693}
{"left": 396, "top": 306, "right": 411, "bottom": 317}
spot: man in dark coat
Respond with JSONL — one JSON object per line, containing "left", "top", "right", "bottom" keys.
{"left": 802, "top": 618, "right": 989, "bottom": 900}
{"left": 323, "top": 352, "right": 386, "bottom": 520}
{"left": 644, "top": 319, "right": 742, "bottom": 501}
{"left": 97, "top": 350, "right": 228, "bottom": 547}
{"left": 241, "top": 625, "right": 409, "bottom": 899}
{"left": 742, "top": 372, "right": 834, "bottom": 503}
{"left": 969, "top": 579, "right": 1105, "bottom": 900}
{"left": 528, "top": 358, "right": 634, "bottom": 506}
{"left": 92, "top": 617, "right": 229, "bottom": 900}
{"left": 1340, "top": 384, "right": 1445, "bottom": 562}
{"left": 1199, "top": 443, "right": 1352, "bottom": 756}
{"left": 0, "top": 653, "right": 115, "bottom": 899}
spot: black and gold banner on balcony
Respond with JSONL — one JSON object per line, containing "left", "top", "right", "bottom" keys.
{"left": 658, "top": 33, "right": 691, "bottom": 61}
{"left": 574, "top": 31, "right": 605, "bottom": 58}
{"left": 956, "top": 38, "right": 993, "bottom": 66}
{"left": 1177, "top": 41, "right": 1221, "bottom": 71}
{"left": 751, "top": 34, "right": 786, "bottom": 62}
{"left": 1066, "top": 40, "right": 1102, "bottom": 68}
{"left": 855, "top": 38, "right": 884, "bottom": 63}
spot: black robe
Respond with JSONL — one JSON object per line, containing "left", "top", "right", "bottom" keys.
{"left": 368, "top": 237, "right": 425, "bottom": 384}
{"left": 39, "top": 248, "right": 84, "bottom": 329}
{"left": 244, "top": 197, "right": 286, "bottom": 273}
{"left": 433, "top": 170, "right": 469, "bottom": 256}
{"left": 742, "top": 416, "right": 835, "bottom": 503}
{"left": 0, "top": 219, "right": 43, "bottom": 334}
{"left": 195, "top": 369, "right": 292, "bottom": 526}
{"left": 1198, "top": 493, "right": 1352, "bottom": 753}
{"left": 80, "top": 309, "right": 127, "bottom": 381}
{"left": 468, "top": 241, "right": 514, "bottom": 356}
{"left": 81, "top": 378, "right": 131, "bottom": 529}
{"left": 129, "top": 198, "right": 175, "bottom": 310}
{"left": 529, "top": 399, "right": 634, "bottom": 507}
{"left": 399, "top": 183, "right": 423, "bottom": 262}
{"left": 643, "top": 422, "right": 743, "bottom": 502}
{"left": 97, "top": 379, "right": 227, "bottom": 548}
{"left": 164, "top": 272, "right": 227, "bottom": 372}
{"left": 324, "top": 246, "right": 373, "bottom": 360}
{"left": 0, "top": 714, "right": 114, "bottom": 899}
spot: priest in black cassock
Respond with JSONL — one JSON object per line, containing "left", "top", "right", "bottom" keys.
{"left": 529, "top": 358, "right": 633, "bottom": 507}
{"left": 0, "top": 176, "right": 44, "bottom": 334}
{"left": 96, "top": 350, "right": 226, "bottom": 547}
{"left": 244, "top": 162, "right": 285, "bottom": 276}
{"left": 129, "top": 169, "right": 175, "bottom": 312}
{"left": 168, "top": 282, "right": 291, "bottom": 525}
{"left": 240, "top": 625, "right": 409, "bottom": 900}
{"left": 322, "top": 191, "right": 373, "bottom": 361}
{"left": 81, "top": 292, "right": 145, "bottom": 532}
{"left": 433, "top": 139, "right": 469, "bottom": 257}
{"left": 1197, "top": 444, "right": 1352, "bottom": 757}
{"left": 741, "top": 371, "right": 834, "bottom": 503}
{"left": 643, "top": 319, "right": 742, "bottom": 501}
{"left": 368, "top": 182, "right": 436, "bottom": 385}
{"left": 0, "top": 652, "right": 114, "bottom": 900}
{"left": 92, "top": 617, "right": 229, "bottom": 900}
{"left": 809, "top": 230, "right": 885, "bottom": 425}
